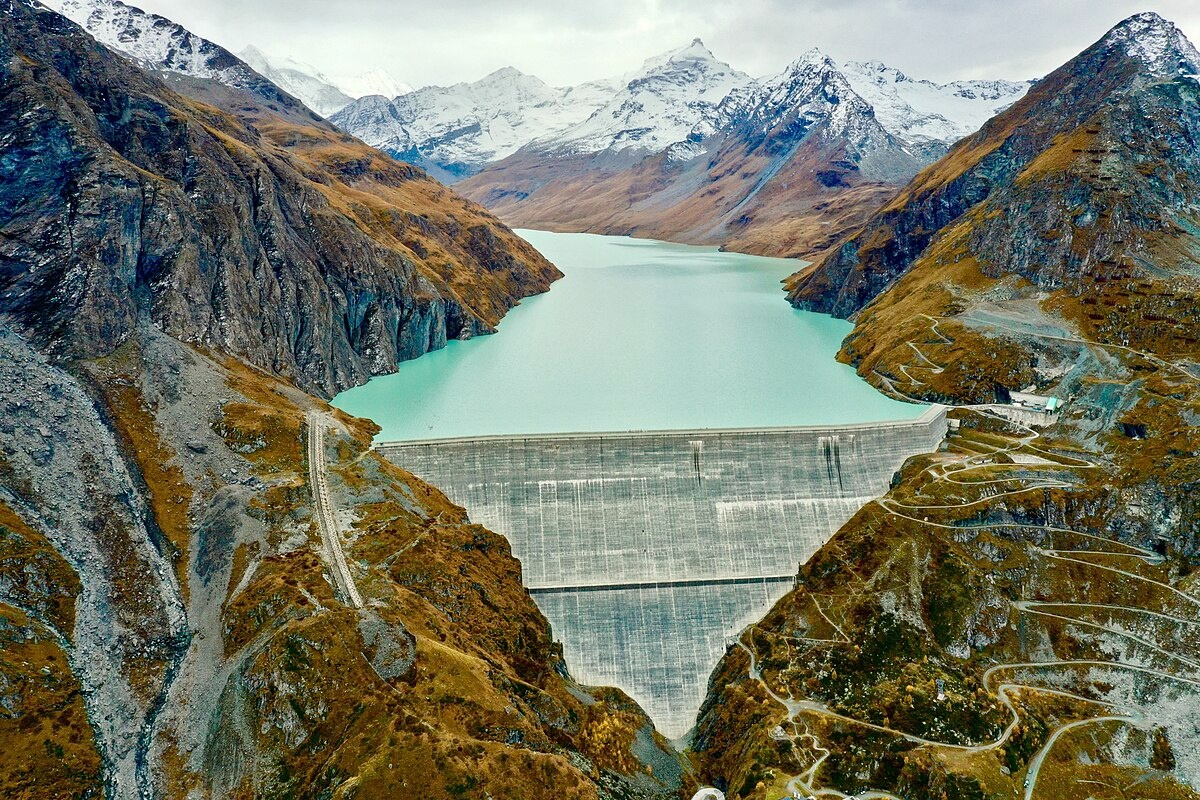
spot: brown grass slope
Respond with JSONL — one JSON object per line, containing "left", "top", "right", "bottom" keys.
{"left": 125, "top": 339, "right": 685, "bottom": 799}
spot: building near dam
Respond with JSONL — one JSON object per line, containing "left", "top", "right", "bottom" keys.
{"left": 376, "top": 405, "right": 948, "bottom": 738}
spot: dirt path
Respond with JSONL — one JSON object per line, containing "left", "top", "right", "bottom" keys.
{"left": 307, "top": 410, "right": 363, "bottom": 609}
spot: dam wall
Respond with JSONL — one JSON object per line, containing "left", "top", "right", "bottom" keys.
{"left": 376, "top": 405, "right": 947, "bottom": 738}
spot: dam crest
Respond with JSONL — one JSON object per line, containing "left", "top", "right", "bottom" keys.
{"left": 376, "top": 405, "right": 948, "bottom": 738}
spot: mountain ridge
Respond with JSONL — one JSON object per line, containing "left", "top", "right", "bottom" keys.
{"left": 444, "top": 42, "right": 1031, "bottom": 258}
{"left": 787, "top": 9, "right": 1200, "bottom": 318}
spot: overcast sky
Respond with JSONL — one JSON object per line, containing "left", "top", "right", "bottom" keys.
{"left": 130, "top": 0, "right": 1200, "bottom": 88}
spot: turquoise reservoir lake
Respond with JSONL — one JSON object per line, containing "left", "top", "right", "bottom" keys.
{"left": 332, "top": 230, "right": 922, "bottom": 440}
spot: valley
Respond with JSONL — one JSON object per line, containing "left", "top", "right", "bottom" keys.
{"left": 2, "top": 1, "right": 1200, "bottom": 799}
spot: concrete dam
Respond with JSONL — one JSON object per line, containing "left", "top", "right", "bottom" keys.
{"left": 376, "top": 406, "right": 948, "bottom": 738}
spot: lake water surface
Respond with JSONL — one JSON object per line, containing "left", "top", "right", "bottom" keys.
{"left": 333, "top": 230, "right": 921, "bottom": 439}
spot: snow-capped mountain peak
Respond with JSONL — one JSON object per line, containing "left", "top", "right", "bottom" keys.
{"left": 694, "top": 52, "right": 875, "bottom": 148}
{"left": 849, "top": 59, "right": 912, "bottom": 84}
{"left": 1098, "top": 11, "right": 1200, "bottom": 77}
{"left": 538, "top": 39, "right": 752, "bottom": 156}
{"left": 638, "top": 37, "right": 716, "bottom": 71}
{"left": 41, "top": 0, "right": 258, "bottom": 87}
{"left": 786, "top": 47, "right": 838, "bottom": 72}
{"left": 331, "top": 65, "right": 613, "bottom": 180}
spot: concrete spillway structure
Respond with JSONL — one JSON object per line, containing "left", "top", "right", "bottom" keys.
{"left": 376, "top": 405, "right": 947, "bottom": 738}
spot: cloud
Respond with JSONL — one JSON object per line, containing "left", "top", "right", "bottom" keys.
{"left": 129, "top": 0, "right": 1200, "bottom": 89}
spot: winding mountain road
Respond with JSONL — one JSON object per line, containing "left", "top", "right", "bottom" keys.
{"left": 727, "top": 391, "right": 1200, "bottom": 798}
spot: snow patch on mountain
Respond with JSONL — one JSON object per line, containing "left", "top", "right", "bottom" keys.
{"left": 41, "top": 0, "right": 257, "bottom": 88}
{"left": 539, "top": 39, "right": 751, "bottom": 156}
{"left": 239, "top": 46, "right": 353, "bottom": 116}
{"left": 840, "top": 61, "right": 1032, "bottom": 145}
{"left": 332, "top": 68, "right": 413, "bottom": 100}
{"left": 1098, "top": 11, "right": 1200, "bottom": 78}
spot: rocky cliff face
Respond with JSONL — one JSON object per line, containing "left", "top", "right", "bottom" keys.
{"left": 1, "top": 0, "right": 559, "bottom": 399}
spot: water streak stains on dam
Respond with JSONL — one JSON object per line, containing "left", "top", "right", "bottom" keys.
{"left": 376, "top": 406, "right": 948, "bottom": 738}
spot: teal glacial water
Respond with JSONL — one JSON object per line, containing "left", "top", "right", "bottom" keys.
{"left": 332, "top": 230, "right": 923, "bottom": 440}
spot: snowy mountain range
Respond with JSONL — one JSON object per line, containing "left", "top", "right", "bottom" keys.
{"left": 44, "top": 0, "right": 1035, "bottom": 258}
{"left": 451, "top": 45, "right": 941, "bottom": 259}
{"left": 332, "top": 67, "right": 619, "bottom": 181}
{"left": 674, "top": 49, "right": 913, "bottom": 175}
{"left": 45, "top": 0, "right": 1032, "bottom": 184}
{"left": 534, "top": 39, "right": 751, "bottom": 157}
{"left": 42, "top": 0, "right": 411, "bottom": 119}
{"left": 332, "top": 38, "right": 1031, "bottom": 182}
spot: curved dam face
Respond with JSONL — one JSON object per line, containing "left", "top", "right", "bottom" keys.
{"left": 376, "top": 406, "right": 948, "bottom": 738}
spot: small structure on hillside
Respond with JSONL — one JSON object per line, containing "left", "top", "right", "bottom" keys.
{"left": 986, "top": 386, "right": 1065, "bottom": 427}
{"left": 1010, "top": 390, "right": 1064, "bottom": 413}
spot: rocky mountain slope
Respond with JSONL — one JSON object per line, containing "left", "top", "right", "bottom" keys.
{"left": 693, "top": 12, "right": 1200, "bottom": 799}
{"left": 788, "top": 11, "right": 1200, "bottom": 320}
{"left": 1, "top": 2, "right": 686, "bottom": 798}
{"left": 6, "top": 0, "right": 562, "bottom": 399}
{"left": 39, "top": 0, "right": 304, "bottom": 112}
